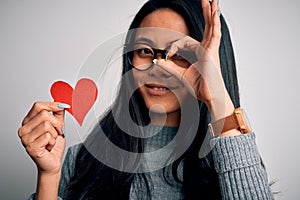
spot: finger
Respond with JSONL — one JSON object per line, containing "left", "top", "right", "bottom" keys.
{"left": 202, "top": 0, "right": 213, "bottom": 46}
{"left": 157, "top": 59, "right": 213, "bottom": 99}
{"left": 167, "top": 36, "right": 210, "bottom": 68}
{"left": 20, "top": 121, "right": 59, "bottom": 147}
{"left": 183, "top": 63, "right": 204, "bottom": 86}
{"left": 25, "top": 132, "right": 56, "bottom": 159}
{"left": 156, "top": 59, "right": 205, "bottom": 84}
{"left": 157, "top": 59, "right": 202, "bottom": 97}
{"left": 167, "top": 36, "right": 199, "bottom": 59}
{"left": 157, "top": 59, "right": 209, "bottom": 87}
{"left": 211, "top": 0, "right": 220, "bottom": 15}
{"left": 18, "top": 110, "right": 64, "bottom": 138}
{"left": 207, "top": 10, "right": 222, "bottom": 51}
{"left": 22, "top": 102, "right": 70, "bottom": 125}
{"left": 50, "top": 135, "right": 66, "bottom": 157}
{"left": 156, "top": 59, "right": 186, "bottom": 81}
{"left": 46, "top": 142, "right": 56, "bottom": 152}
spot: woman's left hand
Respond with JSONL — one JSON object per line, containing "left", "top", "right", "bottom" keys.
{"left": 156, "top": 0, "right": 234, "bottom": 122}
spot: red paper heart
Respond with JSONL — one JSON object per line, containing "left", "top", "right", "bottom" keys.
{"left": 50, "top": 78, "right": 98, "bottom": 126}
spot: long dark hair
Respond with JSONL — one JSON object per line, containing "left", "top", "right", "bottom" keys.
{"left": 63, "top": 0, "right": 240, "bottom": 199}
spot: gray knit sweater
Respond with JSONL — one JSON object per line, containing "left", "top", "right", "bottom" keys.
{"left": 28, "top": 126, "right": 274, "bottom": 199}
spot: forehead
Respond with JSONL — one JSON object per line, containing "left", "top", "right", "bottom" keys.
{"left": 135, "top": 9, "right": 189, "bottom": 48}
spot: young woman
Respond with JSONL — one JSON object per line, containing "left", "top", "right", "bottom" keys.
{"left": 19, "top": 0, "right": 274, "bottom": 199}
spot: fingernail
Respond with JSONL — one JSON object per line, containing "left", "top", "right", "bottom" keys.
{"left": 165, "top": 52, "right": 169, "bottom": 61}
{"left": 62, "top": 127, "right": 66, "bottom": 136}
{"left": 58, "top": 103, "right": 71, "bottom": 109}
{"left": 218, "top": 9, "right": 221, "bottom": 16}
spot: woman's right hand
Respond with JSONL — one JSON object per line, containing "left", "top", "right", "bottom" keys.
{"left": 18, "top": 102, "right": 68, "bottom": 175}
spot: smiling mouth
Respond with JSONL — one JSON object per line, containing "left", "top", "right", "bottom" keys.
{"left": 145, "top": 83, "right": 178, "bottom": 90}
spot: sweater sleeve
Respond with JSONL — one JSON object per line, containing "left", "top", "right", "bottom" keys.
{"left": 210, "top": 132, "right": 274, "bottom": 200}
{"left": 27, "top": 144, "right": 81, "bottom": 200}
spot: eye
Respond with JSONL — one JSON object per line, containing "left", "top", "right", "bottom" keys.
{"left": 137, "top": 48, "right": 153, "bottom": 57}
{"left": 133, "top": 43, "right": 154, "bottom": 59}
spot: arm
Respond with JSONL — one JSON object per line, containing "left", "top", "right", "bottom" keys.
{"left": 18, "top": 102, "right": 69, "bottom": 200}
{"left": 211, "top": 133, "right": 274, "bottom": 199}
{"left": 27, "top": 144, "right": 80, "bottom": 200}
{"left": 155, "top": 0, "right": 273, "bottom": 198}
{"left": 36, "top": 172, "right": 62, "bottom": 200}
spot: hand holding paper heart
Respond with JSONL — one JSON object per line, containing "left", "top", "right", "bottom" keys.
{"left": 50, "top": 78, "right": 98, "bottom": 126}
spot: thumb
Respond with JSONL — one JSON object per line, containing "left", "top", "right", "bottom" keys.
{"left": 53, "top": 102, "right": 70, "bottom": 121}
{"left": 53, "top": 109, "right": 66, "bottom": 136}
{"left": 54, "top": 103, "right": 70, "bottom": 135}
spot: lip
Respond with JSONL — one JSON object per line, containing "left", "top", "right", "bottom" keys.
{"left": 144, "top": 83, "right": 178, "bottom": 96}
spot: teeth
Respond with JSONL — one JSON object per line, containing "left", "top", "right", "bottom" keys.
{"left": 153, "top": 87, "right": 167, "bottom": 90}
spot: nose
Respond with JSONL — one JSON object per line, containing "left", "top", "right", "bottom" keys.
{"left": 149, "top": 53, "right": 172, "bottom": 78}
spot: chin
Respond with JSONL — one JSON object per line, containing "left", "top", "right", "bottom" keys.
{"left": 145, "top": 100, "right": 180, "bottom": 114}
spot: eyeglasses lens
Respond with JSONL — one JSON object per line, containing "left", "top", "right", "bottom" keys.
{"left": 128, "top": 43, "right": 197, "bottom": 71}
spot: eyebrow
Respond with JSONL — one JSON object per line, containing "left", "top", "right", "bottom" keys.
{"left": 134, "top": 37, "right": 154, "bottom": 45}
{"left": 134, "top": 37, "right": 179, "bottom": 48}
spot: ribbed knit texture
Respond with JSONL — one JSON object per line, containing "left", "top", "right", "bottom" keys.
{"left": 129, "top": 125, "right": 184, "bottom": 199}
{"left": 211, "top": 133, "right": 274, "bottom": 200}
{"left": 28, "top": 129, "right": 274, "bottom": 199}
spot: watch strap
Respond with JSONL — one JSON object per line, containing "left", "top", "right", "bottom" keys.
{"left": 209, "top": 107, "right": 252, "bottom": 137}
{"left": 209, "top": 114, "right": 239, "bottom": 137}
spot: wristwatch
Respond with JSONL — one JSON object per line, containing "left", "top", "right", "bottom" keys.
{"left": 208, "top": 107, "right": 252, "bottom": 137}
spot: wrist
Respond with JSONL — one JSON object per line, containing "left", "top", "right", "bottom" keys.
{"left": 208, "top": 106, "right": 252, "bottom": 137}
{"left": 206, "top": 92, "right": 235, "bottom": 122}
{"left": 36, "top": 170, "right": 61, "bottom": 200}
{"left": 219, "top": 128, "right": 242, "bottom": 137}
{"left": 38, "top": 167, "right": 62, "bottom": 176}
{"left": 38, "top": 169, "right": 61, "bottom": 179}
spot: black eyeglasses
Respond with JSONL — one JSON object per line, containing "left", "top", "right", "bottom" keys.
{"left": 127, "top": 42, "right": 197, "bottom": 71}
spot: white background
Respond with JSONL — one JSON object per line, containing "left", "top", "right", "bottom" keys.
{"left": 0, "top": 0, "right": 299, "bottom": 199}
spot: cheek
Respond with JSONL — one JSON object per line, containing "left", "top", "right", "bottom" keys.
{"left": 132, "top": 71, "right": 143, "bottom": 86}
{"left": 132, "top": 55, "right": 141, "bottom": 68}
{"left": 132, "top": 71, "right": 147, "bottom": 100}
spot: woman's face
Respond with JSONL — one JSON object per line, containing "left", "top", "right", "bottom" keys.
{"left": 132, "top": 9, "right": 190, "bottom": 126}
